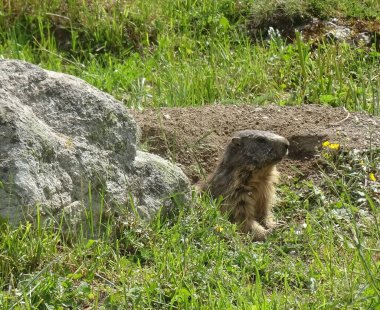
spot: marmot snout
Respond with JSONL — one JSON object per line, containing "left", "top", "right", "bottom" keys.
{"left": 202, "top": 130, "right": 289, "bottom": 241}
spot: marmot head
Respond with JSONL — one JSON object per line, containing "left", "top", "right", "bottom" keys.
{"left": 222, "top": 130, "right": 289, "bottom": 170}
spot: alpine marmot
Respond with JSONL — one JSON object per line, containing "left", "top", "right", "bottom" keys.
{"left": 202, "top": 130, "right": 289, "bottom": 241}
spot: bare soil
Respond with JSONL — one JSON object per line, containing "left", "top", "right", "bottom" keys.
{"left": 130, "top": 105, "right": 380, "bottom": 183}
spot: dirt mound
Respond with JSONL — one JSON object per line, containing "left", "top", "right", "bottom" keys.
{"left": 130, "top": 104, "right": 380, "bottom": 183}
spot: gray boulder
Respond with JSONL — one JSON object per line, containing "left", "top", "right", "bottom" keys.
{"left": 130, "top": 151, "right": 190, "bottom": 220}
{"left": 0, "top": 59, "right": 190, "bottom": 224}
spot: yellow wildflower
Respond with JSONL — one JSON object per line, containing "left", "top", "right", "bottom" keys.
{"left": 322, "top": 141, "right": 330, "bottom": 147}
{"left": 328, "top": 143, "right": 340, "bottom": 150}
{"left": 369, "top": 173, "right": 377, "bottom": 182}
{"left": 322, "top": 141, "right": 340, "bottom": 150}
{"left": 214, "top": 225, "right": 224, "bottom": 233}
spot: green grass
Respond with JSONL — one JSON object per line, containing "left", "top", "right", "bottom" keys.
{"left": 0, "top": 149, "right": 379, "bottom": 308}
{"left": 1, "top": 0, "right": 380, "bottom": 308}
{"left": 0, "top": 0, "right": 379, "bottom": 111}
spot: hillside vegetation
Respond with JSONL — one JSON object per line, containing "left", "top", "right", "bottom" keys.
{"left": 1, "top": 0, "right": 379, "bottom": 111}
{"left": 0, "top": 1, "right": 380, "bottom": 308}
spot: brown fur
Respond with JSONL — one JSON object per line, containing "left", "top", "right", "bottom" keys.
{"left": 201, "top": 130, "right": 289, "bottom": 241}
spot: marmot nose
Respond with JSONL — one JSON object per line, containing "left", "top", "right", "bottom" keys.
{"left": 284, "top": 138, "right": 290, "bottom": 147}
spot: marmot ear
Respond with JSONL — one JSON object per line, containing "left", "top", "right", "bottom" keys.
{"left": 231, "top": 137, "right": 241, "bottom": 146}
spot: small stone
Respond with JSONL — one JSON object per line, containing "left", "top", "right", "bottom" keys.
{"left": 356, "top": 32, "right": 371, "bottom": 46}
{"left": 325, "top": 26, "right": 351, "bottom": 42}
